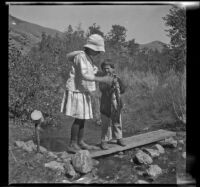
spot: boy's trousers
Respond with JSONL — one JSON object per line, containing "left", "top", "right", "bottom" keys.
{"left": 101, "top": 113, "right": 122, "bottom": 142}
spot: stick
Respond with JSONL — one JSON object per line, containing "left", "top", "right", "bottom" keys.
{"left": 9, "top": 148, "right": 18, "bottom": 163}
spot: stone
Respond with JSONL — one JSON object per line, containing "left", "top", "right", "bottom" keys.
{"left": 146, "top": 165, "right": 162, "bottom": 178}
{"left": 136, "top": 180, "right": 149, "bottom": 184}
{"left": 47, "top": 152, "right": 58, "bottom": 159}
{"left": 15, "top": 140, "right": 36, "bottom": 152}
{"left": 154, "top": 144, "right": 165, "bottom": 154}
{"left": 74, "top": 176, "right": 92, "bottom": 184}
{"left": 60, "top": 151, "right": 69, "bottom": 159}
{"left": 62, "top": 179, "right": 71, "bottom": 183}
{"left": 92, "top": 159, "right": 99, "bottom": 166}
{"left": 143, "top": 148, "right": 160, "bottom": 158}
{"left": 71, "top": 150, "right": 93, "bottom": 174}
{"left": 159, "top": 137, "right": 177, "bottom": 148}
{"left": 134, "top": 150, "right": 153, "bottom": 165}
{"left": 26, "top": 140, "right": 37, "bottom": 150}
{"left": 64, "top": 160, "right": 77, "bottom": 178}
{"left": 44, "top": 161, "right": 65, "bottom": 173}
{"left": 178, "top": 139, "right": 184, "bottom": 145}
{"left": 118, "top": 151, "right": 124, "bottom": 155}
{"left": 39, "top": 146, "right": 47, "bottom": 153}
{"left": 182, "top": 152, "right": 186, "bottom": 159}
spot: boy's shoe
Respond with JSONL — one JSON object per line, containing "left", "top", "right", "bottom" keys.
{"left": 116, "top": 139, "right": 126, "bottom": 147}
{"left": 100, "top": 142, "right": 109, "bottom": 150}
{"left": 78, "top": 140, "right": 92, "bottom": 150}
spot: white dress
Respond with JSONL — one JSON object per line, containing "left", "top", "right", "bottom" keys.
{"left": 61, "top": 51, "right": 98, "bottom": 119}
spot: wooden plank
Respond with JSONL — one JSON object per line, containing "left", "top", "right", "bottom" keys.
{"left": 90, "top": 129, "right": 176, "bottom": 158}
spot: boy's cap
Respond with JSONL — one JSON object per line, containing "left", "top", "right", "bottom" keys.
{"left": 84, "top": 34, "right": 105, "bottom": 52}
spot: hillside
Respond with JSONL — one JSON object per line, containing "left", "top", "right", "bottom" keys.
{"left": 9, "top": 15, "right": 63, "bottom": 55}
{"left": 9, "top": 15, "right": 168, "bottom": 55}
{"left": 139, "top": 40, "right": 168, "bottom": 52}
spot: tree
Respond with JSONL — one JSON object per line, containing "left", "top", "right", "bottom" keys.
{"left": 163, "top": 6, "right": 186, "bottom": 72}
{"left": 126, "top": 39, "right": 139, "bottom": 56}
{"left": 106, "top": 24, "right": 127, "bottom": 47}
{"left": 87, "top": 23, "right": 104, "bottom": 37}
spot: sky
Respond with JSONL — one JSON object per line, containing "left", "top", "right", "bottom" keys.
{"left": 9, "top": 4, "right": 173, "bottom": 44}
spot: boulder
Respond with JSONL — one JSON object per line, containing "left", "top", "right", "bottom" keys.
{"left": 159, "top": 137, "right": 177, "bottom": 148}
{"left": 154, "top": 144, "right": 165, "bottom": 154}
{"left": 64, "top": 160, "right": 77, "bottom": 178}
{"left": 71, "top": 150, "right": 93, "bottom": 174}
{"left": 146, "top": 165, "right": 162, "bottom": 178}
{"left": 142, "top": 148, "right": 160, "bottom": 158}
{"left": 44, "top": 161, "right": 65, "bottom": 173}
{"left": 134, "top": 150, "right": 153, "bottom": 165}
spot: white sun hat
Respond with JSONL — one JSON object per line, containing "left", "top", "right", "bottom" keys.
{"left": 31, "top": 110, "right": 43, "bottom": 121}
{"left": 84, "top": 34, "right": 105, "bottom": 52}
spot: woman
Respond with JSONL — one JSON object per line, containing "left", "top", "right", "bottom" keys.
{"left": 61, "top": 34, "right": 113, "bottom": 153}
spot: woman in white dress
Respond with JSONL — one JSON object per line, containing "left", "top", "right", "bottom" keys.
{"left": 61, "top": 34, "right": 113, "bottom": 153}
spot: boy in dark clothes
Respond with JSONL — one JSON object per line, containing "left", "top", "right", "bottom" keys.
{"left": 99, "top": 60, "right": 126, "bottom": 150}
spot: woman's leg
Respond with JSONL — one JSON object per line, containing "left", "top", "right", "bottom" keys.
{"left": 77, "top": 119, "right": 92, "bottom": 149}
{"left": 68, "top": 118, "right": 82, "bottom": 152}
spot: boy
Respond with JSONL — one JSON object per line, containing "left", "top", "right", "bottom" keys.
{"left": 99, "top": 60, "right": 126, "bottom": 150}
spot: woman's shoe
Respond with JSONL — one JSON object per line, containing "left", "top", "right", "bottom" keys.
{"left": 67, "top": 141, "right": 81, "bottom": 153}
{"left": 116, "top": 139, "right": 126, "bottom": 147}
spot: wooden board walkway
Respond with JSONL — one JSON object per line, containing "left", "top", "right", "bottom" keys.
{"left": 90, "top": 129, "right": 176, "bottom": 158}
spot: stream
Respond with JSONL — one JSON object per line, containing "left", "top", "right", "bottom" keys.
{"left": 35, "top": 121, "right": 186, "bottom": 184}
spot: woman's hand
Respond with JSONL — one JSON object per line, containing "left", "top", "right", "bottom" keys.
{"left": 103, "top": 75, "right": 114, "bottom": 85}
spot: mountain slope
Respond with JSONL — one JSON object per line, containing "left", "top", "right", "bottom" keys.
{"left": 139, "top": 41, "right": 168, "bottom": 52}
{"left": 9, "top": 15, "right": 63, "bottom": 55}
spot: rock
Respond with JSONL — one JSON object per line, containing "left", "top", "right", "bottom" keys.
{"left": 74, "top": 176, "right": 92, "bottom": 184}
{"left": 134, "top": 150, "right": 153, "bottom": 165}
{"left": 178, "top": 147, "right": 182, "bottom": 151}
{"left": 178, "top": 139, "right": 184, "bottom": 145}
{"left": 154, "top": 144, "right": 165, "bottom": 154}
{"left": 136, "top": 180, "right": 149, "bottom": 184}
{"left": 71, "top": 150, "right": 93, "bottom": 174}
{"left": 60, "top": 151, "right": 70, "bottom": 159}
{"left": 47, "top": 152, "right": 58, "bottom": 159}
{"left": 182, "top": 152, "right": 186, "bottom": 159}
{"left": 146, "top": 165, "right": 162, "bottom": 178}
{"left": 35, "top": 152, "right": 43, "bottom": 160}
{"left": 92, "top": 159, "right": 99, "bottom": 166}
{"left": 15, "top": 140, "right": 36, "bottom": 152}
{"left": 62, "top": 179, "right": 71, "bottom": 183}
{"left": 159, "top": 137, "right": 177, "bottom": 148}
{"left": 118, "top": 151, "right": 124, "bottom": 155}
{"left": 26, "top": 140, "right": 37, "bottom": 150}
{"left": 44, "top": 161, "right": 64, "bottom": 173}
{"left": 64, "top": 160, "right": 77, "bottom": 178}
{"left": 142, "top": 148, "right": 160, "bottom": 158}
{"left": 39, "top": 146, "right": 47, "bottom": 153}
